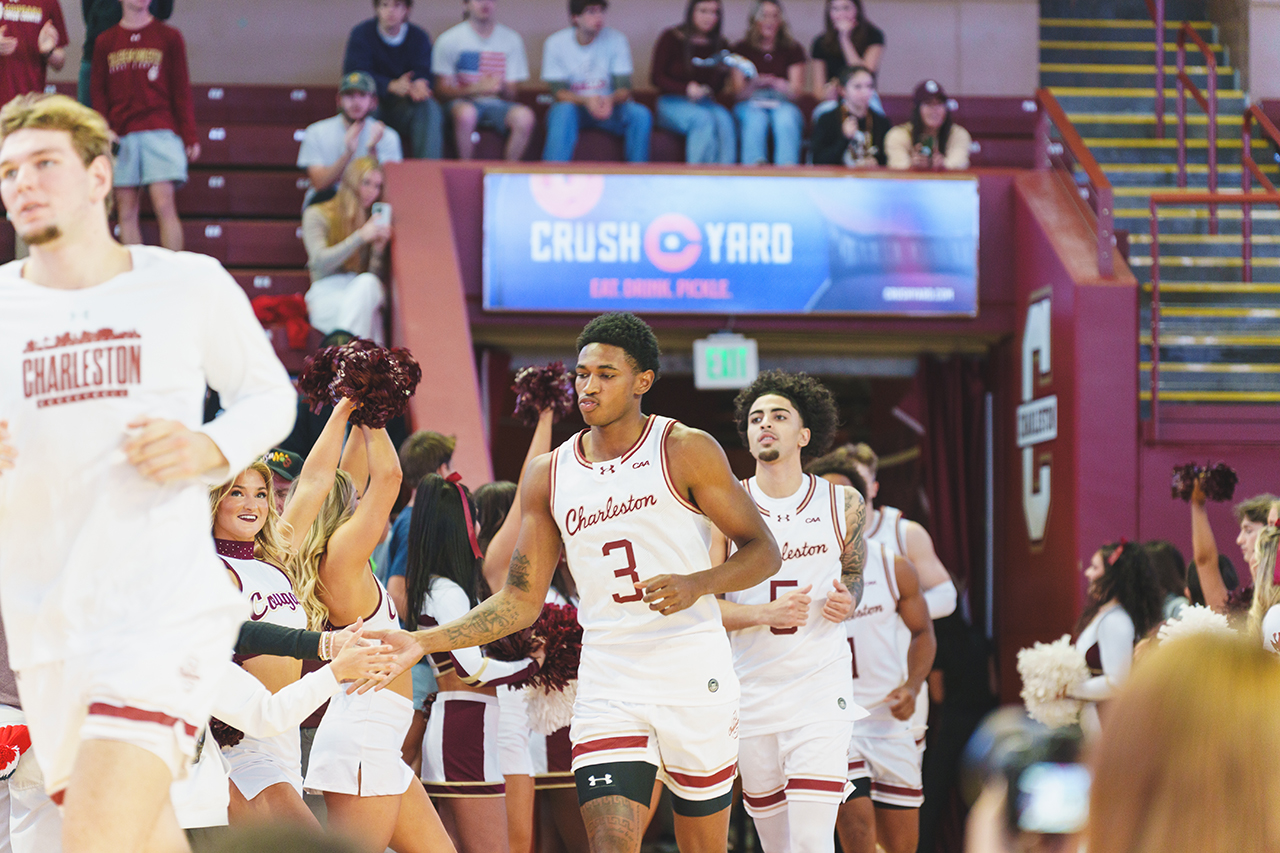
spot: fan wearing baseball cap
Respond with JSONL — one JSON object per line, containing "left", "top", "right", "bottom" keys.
{"left": 263, "top": 448, "right": 304, "bottom": 514}
{"left": 297, "top": 70, "right": 404, "bottom": 210}
{"left": 884, "top": 78, "right": 971, "bottom": 171}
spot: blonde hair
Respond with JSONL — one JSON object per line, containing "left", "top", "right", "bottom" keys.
{"left": 0, "top": 93, "right": 112, "bottom": 167}
{"left": 1248, "top": 525, "right": 1280, "bottom": 643}
{"left": 316, "top": 156, "right": 381, "bottom": 274}
{"left": 289, "top": 469, "right": 359, "bottom": 630}
{"left": 209, "top": 461, "right": 296, "bottom": 576}
{"left": 847, "top": 442, "right": 878, "bottom": 476}
{"left": 1088, "top": 634, "right": 1280, "bottom": 853}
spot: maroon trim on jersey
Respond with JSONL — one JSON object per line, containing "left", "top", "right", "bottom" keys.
{"left": 828, "top": 480, "right": 844, "bottom": 549}
{"left": 549, "top": 447, "right": 561, "bottom": 516}
{"left": 847, "top": 759, "right": 868, "bottom": 774}
{"left": 571, "top": 415, "right": 657, "bottom": 470}
{"left": 894, "top": 513, "right": 908, "bottom": 554}
{"left": 787, "top": 778, "right": 846, "bottom": 794}
{"left": 441, "top": 696, "right": 492, "bottom": 782}
{"left": 215, "top": 538, "right": 256, "bottom": 560}
{"left": 872, "top": 781, "right": 923, "bottom": 797}
{"left": 660, "top": 419, "right": 702, "bottom": 514}
{"left": 867, "top": 508, "right": 886, "bottom": 540}
{"left": 329, "top": 584, "right": 387, "bottom": 630}
{"left": 884, "top": 545, "right": 901, "bottom": 603}
{"left": 794, "top": 474, "right": 818, "bottom": 513}
{"left": 87, "top": 703, "right": 198, "bottom": 737}
{"left": 220, "top": 558, "right": 243, "bottom": 592}
{"left": 571, "top": 734, "right": 649, "bottom": 761}
{"left": 418, "top": 615, "right": 456, "bottom": 674}
{"left": 743, "top": 788, "right": 786, "bottom": 809}
{"left": 666, "top": 762, "right": 737, "bottom": 789}
{"left": 50, "top": 789, "right": 65, "bottom": 806}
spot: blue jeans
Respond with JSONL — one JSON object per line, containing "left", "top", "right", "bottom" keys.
{"left": 377, "top": 95, "right": 444, "bottom": 159}
{"left": 735, "top": 98, "right": 803, "bottom": 165}
{"left": 543, "top": 100, "right": 652, "bottom": 162}
{"left": 656, "top": 95, "right": 737, "bottom": 164}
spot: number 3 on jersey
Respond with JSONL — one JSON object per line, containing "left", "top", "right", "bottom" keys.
{"left": 605, "top": 539, "right": 643, "bottom": 603}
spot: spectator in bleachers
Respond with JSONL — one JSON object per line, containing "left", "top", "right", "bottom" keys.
{"left": 91, "top": 0, "right": 198, "bottom": 251}
{"left": 729, "top": 0, "right": 805, "bottom": 165}
{"left": 0, "top": 0, "right": 67, "bottom": 107}
{"left": 541, "top": 0, "right": 652, "bottom": 163}
{"left": 302, "top": 157, "right": 391, "bottom": 346}
{"left": 297, "top": 71, "right": 403, "bottom": 209}
{"left": 810, "top": 64, "right": 888, "bottom": 166}
{"left": 343, "top": 0, "right": 444, "bottom": 160}
{"left": 885, "top": 79, "right": 970, "bottom": 170}
{"left": 432, "top": 0, "right": 535, "bottom": 161}
{"left": 650, "top": 0, "right": 736, "bottom": 164}
{"left": 77, "top": 0, "right": 171, "bottom": 106}
{"left": 809, "top": 0, "right": 883, "bottom": 120}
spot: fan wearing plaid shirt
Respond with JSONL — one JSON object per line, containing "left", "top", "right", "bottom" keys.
{"left": 432, "top": 0, "right": 535, "bottom": 160}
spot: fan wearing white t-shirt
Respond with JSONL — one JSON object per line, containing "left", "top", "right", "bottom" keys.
{"left": 0, "top": 94, "right": 295, "bottom": 853}
{"left": 542, "top": 0, "right": 652, "bottom": 163}
{"left": 432, "top": 0, "right": 534, "bottom": 160}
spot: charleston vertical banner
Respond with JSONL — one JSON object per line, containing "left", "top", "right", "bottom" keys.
{"left": 482, "top": 172, "right": 979, "bottom": 315}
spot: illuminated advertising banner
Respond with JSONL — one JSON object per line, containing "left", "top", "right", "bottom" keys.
{"left": 482, "top": 172, "right": 979, "bottom": 315}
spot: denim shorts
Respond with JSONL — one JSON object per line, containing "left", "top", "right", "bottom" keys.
{"left": 114, "top": 129, "right": 188, "bottom": 188}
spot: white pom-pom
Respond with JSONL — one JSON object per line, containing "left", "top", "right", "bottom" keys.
{"left": 524, "top": 680, "right": 577, "bottom": 736}
{"left": 1157, "top": 604, "right": 1234, "bottom": 643}
{"left": 1017, "top": 635, "right": 1089, "bottom": 728}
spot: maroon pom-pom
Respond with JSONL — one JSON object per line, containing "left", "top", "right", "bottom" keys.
{"left": 298, "top": 338, "right": 422, "bottom": 428}
{"left": 1171, "top": 462, "right": 1239, "bottom": 503}
{"left": 512, "top": 362, "right": 576, "bottom": 427}
{"left": 1227, "top": 584, "right": 1255, "bottom": 614}
{"left": 525, "top": 603, "right": 583, "bottom": 693}
{"left": 485, "top": 627, "right": 535, "bottom": 663}
{"left": 208, "top": 718, "right": 243, "bottom": 749}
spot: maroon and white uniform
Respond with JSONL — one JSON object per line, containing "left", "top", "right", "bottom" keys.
{"left": 846, "top": 543, "right": 923, "bottom": 808}
{"left": 0, "top": 245, "right": 294, "bottom": 798}
{"left": 420, "top": 576, "right": 538, "bottom": 797}
{"left": 726, "top": 474, "right": 862, "bottom": 821}
{"left": 866, "top": 504, "right": 929, "bottom": 742}
{"left": 217, "top": 538, "right": 308, "bottom": 798}
{"left": 552, "top": 414, "right": 739, "bottom": 804}
{"left": 305, "top": 579, "right": 417, "bottom": 797}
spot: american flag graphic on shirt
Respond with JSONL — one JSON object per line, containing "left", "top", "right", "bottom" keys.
{"left": 456, "top": 50, "right": 507, "bottom": 84}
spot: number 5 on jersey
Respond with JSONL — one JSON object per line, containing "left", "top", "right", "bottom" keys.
{"left": 605, "top": 539, "right": 643, "bottom": 603}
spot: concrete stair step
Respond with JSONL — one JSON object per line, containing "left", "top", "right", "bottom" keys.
{"left": 1049, "top": 86, "right": 1245, "bottom": 113}
{"left": 1040, "top": 64, "right": 1236, "bottom": 89}
{"left": 1040, "top": 43, "right": 1227, "bottom": 65}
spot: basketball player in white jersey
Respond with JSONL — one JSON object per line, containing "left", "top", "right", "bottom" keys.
{"left": 368, "top": 312, "right": 782, "bottom": 853}
{"left": 711, "top": 371, "right": 867, "bottom": 853}
{"left": 0, "top": 94, "right": 296, "bottom": 853}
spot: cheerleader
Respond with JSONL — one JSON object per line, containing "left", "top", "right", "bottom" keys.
{"left": 1247, "top": 524, "right": 1280, "bottom": 654}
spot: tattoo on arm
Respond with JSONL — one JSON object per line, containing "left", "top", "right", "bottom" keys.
{"left": 507, "top": 548, "right": 532, "bottom": 593}
{"left": 842, "top": 488, "right": 866, "bottom": 606}
{"left": 441, "top": 595, "right": 523, "bottom": 649}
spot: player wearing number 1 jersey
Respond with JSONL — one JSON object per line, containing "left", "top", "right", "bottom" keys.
{"left": 713, "top": 371, "right": 867, "bottom": 853}
{"left": 372, "top": 312, "right": 781, "bottom": 853}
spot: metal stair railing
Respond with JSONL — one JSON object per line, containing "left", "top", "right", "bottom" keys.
{"left": 1147, "top": 191, "right": 1280, "bottom": 437}
{"left": 1144, "top": 0, "right": 1167, "bottom": 138}
{"left": 1175, "top": 24, "right": 1219, "bottom": 232}
{"left": 1241, "top": 105, "right": 1280, "bottom": 282}
{"left": 1034, "top": 88, "right": 1115, "bottom": 277}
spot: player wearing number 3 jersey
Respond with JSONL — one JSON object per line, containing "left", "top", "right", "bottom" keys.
{"left": 369, "top": 312, "right": 781, "bottom": 853}
{"left": 713, "top": 371, "right": 868, "bottom": 853}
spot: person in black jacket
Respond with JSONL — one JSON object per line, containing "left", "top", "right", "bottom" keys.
{"left": 77, "top": 0, "right": 172, "bottom": 105}
{"left": 810, "top": 64, "right": 889, "bottom": 166}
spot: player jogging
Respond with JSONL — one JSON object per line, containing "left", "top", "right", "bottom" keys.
{"left": 0, "top": 93, "right": 296, "bottom": 853}
{"left": 371, "top": 311, "right": 781, "bottom": 853}
{"left": 713, "top": 371, "right": 868, "bottom": 853}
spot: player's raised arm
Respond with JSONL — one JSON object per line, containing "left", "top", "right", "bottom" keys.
{"left": 641, "top": 426, "right": 780, "bottom": 615}
{"left": 841, "top": 485, "right": 868, "bottom": 607}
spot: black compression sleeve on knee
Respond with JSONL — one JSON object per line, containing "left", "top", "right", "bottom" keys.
{"left": 671, "top": 790, "right": 732, "bottom": 817}
{"left": 575, "top": 762, "right": 658, "bottom": 807}
{"left": 845, "top": 776, "right": 872, "bottom": 801}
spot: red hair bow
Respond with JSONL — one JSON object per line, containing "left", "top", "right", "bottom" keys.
{"left": 446, "top": 471, "right": 484, "bottom": 561}
{"left": 1107, "top": 538, "right": 1128, "bottom": 567}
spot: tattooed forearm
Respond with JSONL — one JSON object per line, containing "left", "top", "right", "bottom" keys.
{"left": 441, "top": 593, "right": 527, "bottom": 649}
{"left": 842, "top": 487, "right": 867, "bottom": 606}
{"left": 506, "top": 548, "right": 532, "bottom": 593}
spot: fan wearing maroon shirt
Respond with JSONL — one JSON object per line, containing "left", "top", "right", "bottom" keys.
{"left": 89, "top": 0, "right": 198, "bottom": 252}
{"left": 0, "top": 0, "right": 68, "bottom": 108}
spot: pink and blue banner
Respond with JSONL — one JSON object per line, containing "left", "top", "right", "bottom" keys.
{"left": 482, "top": 172, "right": 979, "bottom": 316}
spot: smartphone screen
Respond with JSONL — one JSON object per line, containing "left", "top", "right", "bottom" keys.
{"left": 371, "top": 202, "right": 392, "bottom": 227}
{"left": 1014, "top": 762, "right": 1090, "bottom": 835}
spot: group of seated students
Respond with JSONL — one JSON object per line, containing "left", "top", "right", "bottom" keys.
{"left": 310, "top": 0, "right": 972, "bottom": 171}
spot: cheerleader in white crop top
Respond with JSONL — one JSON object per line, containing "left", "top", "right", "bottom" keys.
{"left": 294, "top": 426, "right": 453, "bottom": 853}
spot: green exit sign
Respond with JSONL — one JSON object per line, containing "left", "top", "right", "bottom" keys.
{"left": 693, "top": 334, "right": 759, "bottom": 390}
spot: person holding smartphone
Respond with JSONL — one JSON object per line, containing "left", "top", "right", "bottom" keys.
{"left": 301, "top": 157, "right": 392, "bottom": 345}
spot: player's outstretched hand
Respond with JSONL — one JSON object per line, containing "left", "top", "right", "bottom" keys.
{"left": 329, "top": 623, "right": 396, "bottom": 683}
{"left": 822, "top": 579, "right": 854, "bottom": 622}
{"left": 347, "top": 627, "right": 428, "bottom": 694}
{"left": 123, "top": 417, "right": 229, "bottom": 483}
{"left": 638, "top": 574, "right": 705, "bottom": 616}
{"left": 0, "top": 421, "right": 15, "bottom": 475}
{"left": 764, "top": 584, "right": 811, "bottom": 629}
{"left": 884, "top": 686, "right": 916, "bottom": 720}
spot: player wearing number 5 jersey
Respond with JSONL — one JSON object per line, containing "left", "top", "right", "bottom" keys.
{"left": 712, "top": 371, "right": 868, "bottom": 853}
{"left": 367, "top": 312, "right": 781, "bottom": 853}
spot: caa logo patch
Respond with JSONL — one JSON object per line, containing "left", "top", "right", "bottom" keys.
{"left": 644, "top": 213, "right": 702, "bottom": 273}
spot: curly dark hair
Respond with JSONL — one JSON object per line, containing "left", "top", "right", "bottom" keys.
{"left": 1142, "top": 539, "right": 1187, "bottom": 599}
{"left": 804, "top": 446, "right": 868, "bottom": 497}
{"left": 1075, "top": 541, "right": 1164, "bottom": 640}
{"left": 576, "top": 312, "right": 662, "bottom": 378}
{"left": 733, "top": 370, "right": 838, "bottom": 461}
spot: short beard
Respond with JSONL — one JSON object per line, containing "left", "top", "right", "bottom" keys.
{"left": 22, "top": 225, "right": 61, "bottom": 246}
{"left": 756, "top": 447, "right": 780, "bottom": 463}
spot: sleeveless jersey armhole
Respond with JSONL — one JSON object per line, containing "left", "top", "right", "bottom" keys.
{"left": 885, "top": 546, "right": 901, "bottom": 603}
{"left": 548, "top": 447, "right": 561, "bottom": 517}
{"left": 829, "top": 481, "right": 846, "bottom": 549}
{"left": 659, "top": 419, "right": 702, "bottom": 515}
{"left": 895, "top": 514, "right": 908, "bottom": 555}
{"left": 221, "top": 558, "right": 243, "bottom": 592}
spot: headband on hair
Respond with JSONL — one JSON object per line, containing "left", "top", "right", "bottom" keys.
{"left": 1107, "top": 538, "right": 1128, "bottom": 567}
{"left": 446, "top": 471, "right": 484, "bottom": 560}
